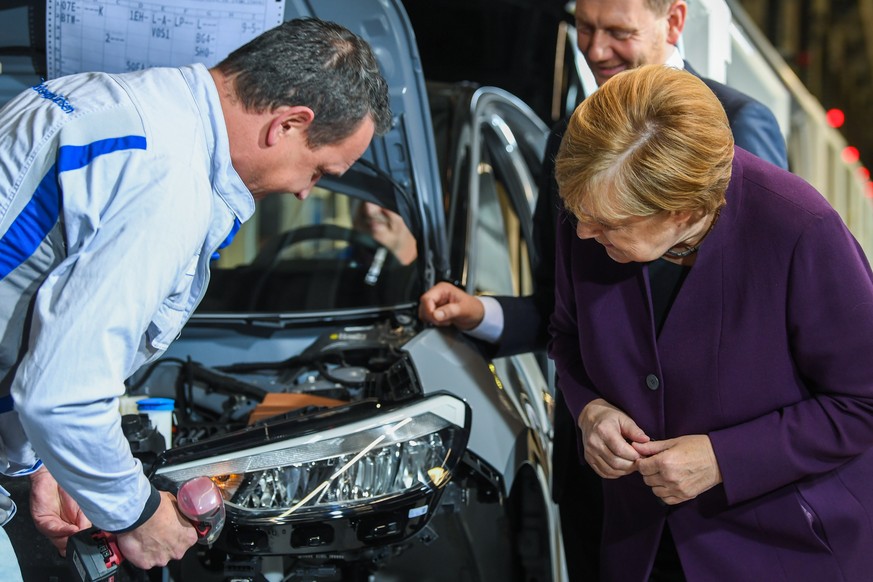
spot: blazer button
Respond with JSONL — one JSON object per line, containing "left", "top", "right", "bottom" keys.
{"left": 646, "top": 374, "right": 660, "bottom": 390}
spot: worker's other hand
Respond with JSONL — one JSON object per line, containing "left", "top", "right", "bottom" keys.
{"left": 634, "top": 435, "right": 723, "bottom": 505}
{"left": 29, "top": 465, "right": 92, "bottom": 556}
{"left": 418, "top": 281, "right": 485, "bottom": 330}
{"left": 578, "top": 398, "right": 650, "bottom": 479}
{"left": 116, "top": 491, "right": 198, "bottom": 569}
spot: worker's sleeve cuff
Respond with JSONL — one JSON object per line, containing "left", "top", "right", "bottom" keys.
{"left": 4, "top": 459, "right": 43, "bottom": 477}
{"left": 107, "top": 484, "right": 161, "bottom": 534}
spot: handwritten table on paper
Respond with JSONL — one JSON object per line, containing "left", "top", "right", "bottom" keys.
{"left": 46, "top": 0, "right": 286, "bottom": 78}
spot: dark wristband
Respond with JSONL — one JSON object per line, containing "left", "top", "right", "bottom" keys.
{"left": 107, "top": 483, "right": 161, "bottom": 534}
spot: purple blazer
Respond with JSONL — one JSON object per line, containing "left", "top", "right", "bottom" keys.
{"left": 549, "top": 148, "right": 873, "bottom": 581}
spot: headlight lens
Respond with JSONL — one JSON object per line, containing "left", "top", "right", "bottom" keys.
{"left": 154, "top": 394, "right": 469, "bottom": 523}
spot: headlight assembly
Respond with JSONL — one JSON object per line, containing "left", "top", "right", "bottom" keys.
{"left": 152, "top": 393, "right": 470, "bottom": 542}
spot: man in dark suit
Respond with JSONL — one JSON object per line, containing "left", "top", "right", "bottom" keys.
{"left": 419, "top": 0, "right": 787, "bottom": 578}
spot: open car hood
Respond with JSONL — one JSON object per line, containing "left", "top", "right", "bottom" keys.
{"left": 188, "top": 0, "right": 447, "bottom": 320}
{"left": 185, "top": 0, "right": 451, "bottom": 319}
{"left": 285, "top": 0, "right": 447, "bottom": 284}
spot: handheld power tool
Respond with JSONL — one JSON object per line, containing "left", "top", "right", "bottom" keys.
{"left": 67, "top": 476, "right": 225, "bottom": 582}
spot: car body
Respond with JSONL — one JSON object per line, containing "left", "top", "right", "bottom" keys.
{"left": 111, "top": 1, "right": 563, "bottom": 581}
{"left": 0, "top": 0, "right": 560, "bottom": 579}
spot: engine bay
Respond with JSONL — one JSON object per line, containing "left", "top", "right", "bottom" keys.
{"left": 126, "top": 317, "right": 422, "bottom": 455}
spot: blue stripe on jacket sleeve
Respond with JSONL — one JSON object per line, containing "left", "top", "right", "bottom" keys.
{"left": 57, "top": 136, "right": 148, "bottom": 172}
{"left": 0, "top": 135, "right": 147, "bottom": 281}
{"left": 0, "top": 170, "right": 60, "bottom": 280}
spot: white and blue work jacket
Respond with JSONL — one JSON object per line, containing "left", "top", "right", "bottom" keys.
{"left": 0, "top": 63, "right": 254, "bottom": 531}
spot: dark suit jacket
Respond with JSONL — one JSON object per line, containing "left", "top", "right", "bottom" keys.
{"left": 693, "top": 62, "right": 789, "bottom": 171}
{"left": 550, "top": 147, "right": 873, "bottom": 581}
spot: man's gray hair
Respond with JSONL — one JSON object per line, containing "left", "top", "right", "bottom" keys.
{"left": 216, "top": 17, "right": 392, "bottom": 147}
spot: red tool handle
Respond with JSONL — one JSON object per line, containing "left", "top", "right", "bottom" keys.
{"left": 67, "top": 477, "right": 226, "bottom": 581}
{"left": 176, "top": 476, "right": 226, "bottom": 545}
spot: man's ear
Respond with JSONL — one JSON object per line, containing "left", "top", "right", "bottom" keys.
{"left": 266, "top": 106, "right": 315, "bottom": 147}
{"left": 665, "top": 1, "right": 687, "bottom": 45}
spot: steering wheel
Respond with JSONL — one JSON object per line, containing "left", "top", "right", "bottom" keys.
{"left": 251, "top": 223, "right": 382, "bottom": 267}
{"left": 247, "top": 224, "right": 389, "bottom": 310}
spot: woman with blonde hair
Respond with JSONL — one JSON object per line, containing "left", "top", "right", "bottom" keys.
{"left": 551, "top": 64, "right": 873, "bottom": 581}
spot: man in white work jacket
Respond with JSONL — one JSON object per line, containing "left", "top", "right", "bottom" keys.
{"left": 0, "top": 17, "right": 391, "bottom": 575}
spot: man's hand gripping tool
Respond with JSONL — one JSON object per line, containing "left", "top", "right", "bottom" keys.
{"left": 67, "top": 476, "right": 225, "bottom": 581}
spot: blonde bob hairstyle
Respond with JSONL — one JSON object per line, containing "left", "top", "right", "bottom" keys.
{"left": 555, "top": 64, "right": 734, "bottom": 224}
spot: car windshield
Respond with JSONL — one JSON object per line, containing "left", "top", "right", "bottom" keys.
{"left": 201, "top": 186, "right": 421, "bottom": 313}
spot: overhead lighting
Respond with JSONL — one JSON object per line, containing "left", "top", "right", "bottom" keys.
{"left": 842, "top": 146, "right": 860, "bottom": 165}
{"left": 826, "top": 108, "right": 845, "bottom": 129}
